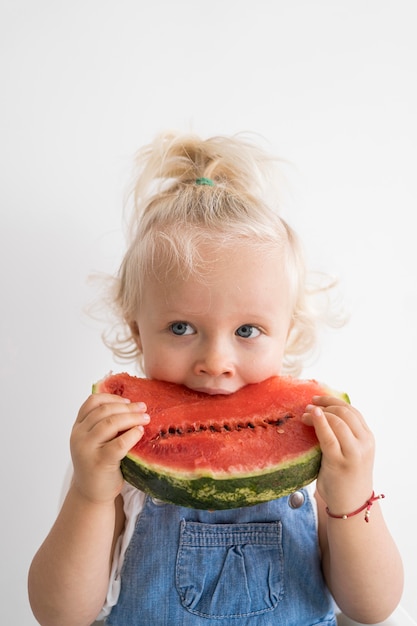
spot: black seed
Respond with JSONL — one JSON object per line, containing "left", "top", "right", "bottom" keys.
{"left": 154, "top": 412, "right": 294, "bottom": 441}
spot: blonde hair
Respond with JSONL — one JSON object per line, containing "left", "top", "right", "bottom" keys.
{"left": 101, "top": 131, "right": 343, "bottom": 376}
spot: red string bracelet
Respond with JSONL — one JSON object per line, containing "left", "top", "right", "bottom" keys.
{"left": 326, "top": 491, "right": 385, "bottom": 523}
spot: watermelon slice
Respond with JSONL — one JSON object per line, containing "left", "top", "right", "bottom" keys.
{"left": 93, "top": 373, "right": 347, "bottom": 509}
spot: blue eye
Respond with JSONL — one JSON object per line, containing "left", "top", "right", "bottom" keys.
{"left": 236, "top": 325, "right": 261, "bottom": 338}
{"left": 170, "top": 322, "right": 194, "bottom": 336}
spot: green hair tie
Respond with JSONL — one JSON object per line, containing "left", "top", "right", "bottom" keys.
{"left": 195, "top": 177, "right": 214, "bottom": 186}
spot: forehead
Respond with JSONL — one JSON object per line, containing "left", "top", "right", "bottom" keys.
{"left": 144, "top": 242, "right": 293, "bottom": 318}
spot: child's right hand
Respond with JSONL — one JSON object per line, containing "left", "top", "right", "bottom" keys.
{"left": 70, "top": 393, "right": 150, "bottom": 504}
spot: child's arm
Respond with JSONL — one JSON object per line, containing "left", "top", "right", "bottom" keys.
{"left": 304, "top": 397, "right": 404, "bottom": 623}
{"left": 28, "top": 393, "right": 150, "bottom": 626}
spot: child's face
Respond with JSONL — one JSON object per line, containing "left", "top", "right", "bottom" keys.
{"left": 134, "top": 244, "right": 293, "bottom": 395}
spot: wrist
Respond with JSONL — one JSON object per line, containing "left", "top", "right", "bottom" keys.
{"left": 326, "top": 491, "right": 385, "bottom": 523}
{"left": 319, "top": 478, "right": 374, "bottom": 514}
{"left": 68, "top": 481, "right": 120, "bottom": 509}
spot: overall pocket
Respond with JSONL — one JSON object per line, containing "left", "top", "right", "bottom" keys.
{"left": 176, "top": 520, "right": 284, "bottom": 619}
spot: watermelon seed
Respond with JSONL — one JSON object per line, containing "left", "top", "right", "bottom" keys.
{"left": 264, "top": 413, "right": 293, "bottom": 427}
{"left": 154, "top": 413, "right": 294, "bottom": 440}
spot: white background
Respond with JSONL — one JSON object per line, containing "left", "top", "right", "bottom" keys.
{"left": 1, "top": 1, "right": 416, "bottom": 624}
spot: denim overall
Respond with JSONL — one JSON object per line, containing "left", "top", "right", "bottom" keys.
{"left": 106, "top": 488, "right": 336, "bottom": 625}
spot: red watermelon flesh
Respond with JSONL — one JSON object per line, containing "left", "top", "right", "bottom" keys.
{"left": 96, "top": 374, "right": 322, "bottom": 476}
{"left": 92, "top": 374, "right": 346, "bottom": 509}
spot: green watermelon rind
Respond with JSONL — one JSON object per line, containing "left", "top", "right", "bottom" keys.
{"left": 93, "top": 374, "right": 350, "bottom": 509}
{"left": 121, "top": 444, "right": 322, "bottom": 509}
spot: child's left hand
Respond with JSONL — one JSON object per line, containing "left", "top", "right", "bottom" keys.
{"left": 302, "top": 396, "right": 375, "bottom": 514}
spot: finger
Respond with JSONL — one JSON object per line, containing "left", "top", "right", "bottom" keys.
{"left": 103, "top": 424, "right": 147, "bottom": 462}
{"left": 303, "top": 405, "right": 343, "bottom": 455}
{"left": 304, "top": 404, "right": 373, "bottom": 460}
{"left": 89, "top": 409, "right": 150, "bottom": 444}
{"left": 311, "top": 395, "right": 370, "bottom": 434}
{"left": 311, "top": 395, "right": 351, "bottom": 409}
{"left": 76, "top": 393, "right": 132, "bottom": 423}
{"left": 77, "top": 394, "right": 148, "bottom": 428}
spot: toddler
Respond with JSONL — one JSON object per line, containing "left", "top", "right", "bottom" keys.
{"left": 28, "top": 132, "right": 403, "bottom": 626}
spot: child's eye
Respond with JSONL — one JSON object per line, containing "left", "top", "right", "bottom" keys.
{"left": 170, "top": 322, "right": 194, "bottom": 336}
{"left": 235, "top": 325, "right": 261, "bottom": 338}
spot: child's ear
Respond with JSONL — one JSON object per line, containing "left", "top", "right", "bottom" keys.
{"left": 129, "top": 321, "right": 142, "bottom": 351}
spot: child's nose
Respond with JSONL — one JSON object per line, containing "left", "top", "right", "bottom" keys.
{"left": 194, "top": 342, "right": 235, "bottom": 377}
